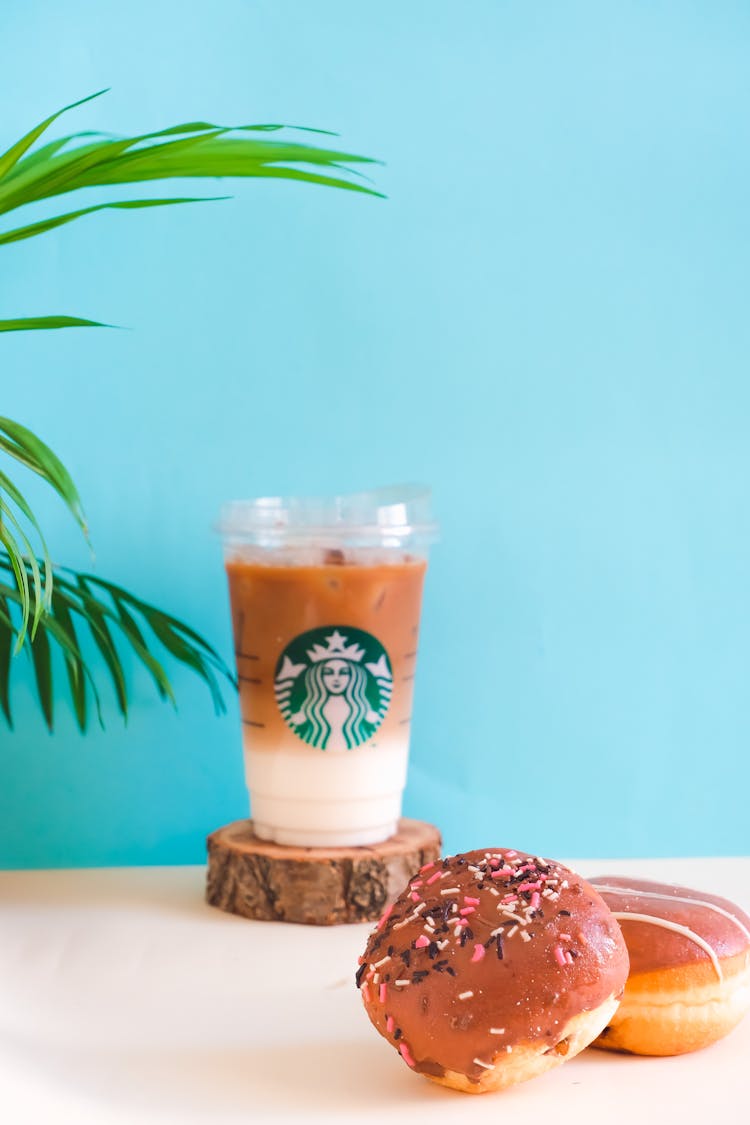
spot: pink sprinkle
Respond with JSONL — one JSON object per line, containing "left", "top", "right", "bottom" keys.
{"left": 411, "top": 880, "right": 423, "bottom": 889}
{"left": 530, "top": 892, "right": 541, "bottom": 910}
{"left": 426, "top": 869, "right": 443, "bottom": 885}
{"left": 505, "top": 850, "right": 518, "bottom": 859}
{"left": 490, "top": 870, "right": 506, "bottom": 879}
{"left": 362, "top": 982, "right": 371, "bottom": 1002}
{"left": 399, "top": 1043, "right": 416, "bottom": 1068}
{"left": 464, "top": 896, "right": 480, "bottom": 905}
{"left": 471, "top": 943, "right": 486, "bottom": 963}
{"left": 459, "top": 906, "right": 476, "bottom": 917}
{"left": 559, "top": 932, "right": 572, "bottom": 941}
{"left": 517, "top": 881, "right": 541, "bottom": 893}
{"left": 553, "top": 945, "right": 566, "bottom": 967}
{"left": 420, "top": 862, "right": 435, "bottom": 874}
{"left": 377, "top": 904, "right": 394, "bottom": 931}
{"left": 501, "top": 894, "right": 518, "bottom": 904}
{"left": 414, "top": 935, "right": 430, "bottom": 948}
{"left": 379, "top": 983, "right": 387, "bottom": 1003}
{"left": 488, "top": 857, "right": 501, "bottom": 868}
{"left": 386, "top": 1015, "right": 395, "bottom": 1034}
{"left": 409, "top": 892, "right": 421, "bottom": 902}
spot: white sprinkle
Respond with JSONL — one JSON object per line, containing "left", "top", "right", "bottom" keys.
{"left": 440, "top": 887, "right": 460, "bottom": 895}
{"left": 438, "top": 939, "right": 450, "bottom": 950}
{"left": 542, "top": 888, "right": 555, "bottom": 898}
{"left": 521, "top": 931, "right": 531, "bottom": 943}
{"left": 506, "top": 1045, "right": 513, "bottom": 1053}
{"left": 488, "top": 887, "right": 500, "bottom": 896}
{"left": 394, "top": 979, "right": 410, "bottom": 987}
{"left": 561, "top": 880, "right": 569, "bottom": 889}
{"left": 507, "top": 925, "right": 519, "bottom": 938}
{"left": 490, "top": 926, "right": 504, "bottom": 937}
{"left": 473, "top": 1058, "right": 495, "bottom": 1070}
{"left": 468, "top": 865, "right": 480, "bottom": 872}
{"left": 372, "top": 956, "right": 390, "bottom": 969}
{"left": 458, "top": 990, "right": 474, "bottom": 1000}
{"left": 409, "top": 902, "right": 427, "bottom": 919}
{"left": 489, "top": 1028, "right": 505, "bottom": 1035}
{"left": 424, "top": 923, "right": 436, "bottom": 933}
{"left": 497, "top": 909, "right": 526, "bottom": 925}
{"left": 373, "top": 973, "right": 380, "bottom": 984}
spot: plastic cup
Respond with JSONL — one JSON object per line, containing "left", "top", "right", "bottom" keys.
{"left": 219, "top": 485, "right": 437, "bottom": 847}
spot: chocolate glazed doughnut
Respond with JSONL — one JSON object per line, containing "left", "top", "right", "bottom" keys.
{"left": 357, "top": 848, "right": 629, "bottom": 1093}
{"left": 590, "top": 876, "right": 750, "bottom": 1055}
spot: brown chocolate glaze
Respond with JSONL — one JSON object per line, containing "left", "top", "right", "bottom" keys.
{"left": 357, "top": 848, "right": 629, "bottom": 1083}
{"left": 591, "top": 876, "right": 750, "bottom": 978}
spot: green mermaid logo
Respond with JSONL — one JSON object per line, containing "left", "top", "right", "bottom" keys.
{"left": 274, "top": 627, "right": 392, "bottom": 750}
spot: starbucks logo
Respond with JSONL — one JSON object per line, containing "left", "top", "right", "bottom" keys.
{"left": 274, "top": 626, "right": 392, "bottom": 751}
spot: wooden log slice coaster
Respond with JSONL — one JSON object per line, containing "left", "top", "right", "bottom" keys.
{"left": 206, "top": 817, "right": 442, "bottom": 926}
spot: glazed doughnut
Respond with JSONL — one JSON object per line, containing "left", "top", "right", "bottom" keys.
{"left": 357, "top": 848, "right": 629, "bottom": 1093}
{"left": 590, "top": 876, "right": 750, "bottom": 1055}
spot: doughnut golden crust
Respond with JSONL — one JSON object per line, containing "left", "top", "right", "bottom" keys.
{"left": 357, "top": 848, "right": 629, "bottom": 1093}
{"left": 590, "top": 876, "right": 750, "bottom": 1056}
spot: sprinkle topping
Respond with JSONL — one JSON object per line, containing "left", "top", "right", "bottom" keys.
{"left": 358, "top": 846, "right": 615, "bottom": 1079}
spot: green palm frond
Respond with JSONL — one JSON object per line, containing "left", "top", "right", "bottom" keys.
{"left": 0, "top": 416, "right": 89, "bottom": 649}
{"left": 0, "top": 556, "right": 235, "bottom": 731}
{"left": 0, "top": 92, "right": 380, "bottom": 333}
{"left": 0, "top": 91, "right": 380, "bottom": 260}
{"left": 0, "top": 195, "right": 229, "bottom": 246}
{"left": 0, "top": 92, "right": 377, "bottom": 723}
{"left": 0, "top": 316, "right": 110, "bottom": 332}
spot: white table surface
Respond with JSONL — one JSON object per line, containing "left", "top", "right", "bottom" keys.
{"left": 1, "top": 857, "right": 748, "bottom": 1124}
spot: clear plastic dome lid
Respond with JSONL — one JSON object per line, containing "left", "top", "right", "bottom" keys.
{"left": 218, "top": 483, "right": 438, "bottom": 550}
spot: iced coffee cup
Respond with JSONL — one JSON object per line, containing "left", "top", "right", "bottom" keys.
{"left": 219, "top": 485, "right": 437, "bottom": 847}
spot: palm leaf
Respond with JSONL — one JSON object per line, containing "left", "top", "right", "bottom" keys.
{"left": 0, "top": 94, "right": 381, "bottom": 222}
{"left": 0, "top": 467, "right": 53, "bottom": 616}
{"left": 50, "top": 595, "right": 88, "bottom": 730}
{"left": 0, "top": 93, "right": 378, "bottom": 691}
{"left": 0, "top": 522, "right": 32, "bottom": 648}
{"left": 0, "top": 89, "right": 108, "bottom": 180}
{"left": 0, "top": 316, "right": 109, "bottom": 332}
{"left": 29, "top": 614, "right": 53, "bottom": 730}
{"left": 0, "top": 595, "right": 13, "bottom": 727}
{"left": 83, "top": 573, "right": 232, "bottom": 678}
{"left": 0, "top": 499, "right": 44, "bottom": 646}
{"left": 75, "top": 574, "right": 128, "bottom": 720}
{"left": 0, "top": 415, "right": 87, "bottom": 537}
{"left": 0, "top": 97, "right": 379, "bottom": 334}
{"left": 0, "top": 557, "right": 235, "bottom": 731}
{"left": 0, "top": 195, "right": 229, "bottom": 246}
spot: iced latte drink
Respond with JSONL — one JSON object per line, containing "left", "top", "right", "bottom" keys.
{"left": 220, "top": 487, "right": 436, "bottom": 847}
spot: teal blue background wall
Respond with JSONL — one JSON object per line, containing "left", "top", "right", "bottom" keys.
{"left": 2, "top": 1, "right": 749, "bottom": 866}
